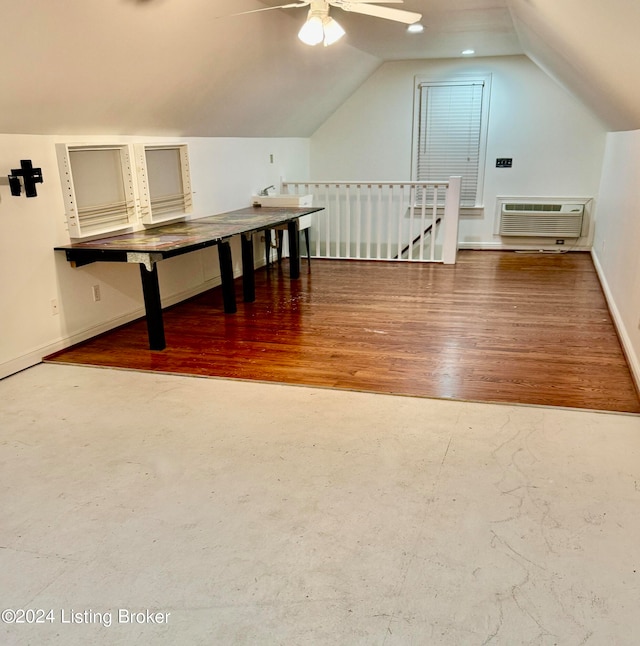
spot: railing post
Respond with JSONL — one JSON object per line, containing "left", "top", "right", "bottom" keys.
{"left": 442, "top": 176, "right": 461, "bottom": 265}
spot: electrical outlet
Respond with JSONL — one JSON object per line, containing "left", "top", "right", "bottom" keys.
{"left": 269, "top": 154, "right": 274, "bottom": 164}
{"left": 92, "top": 284, "right": 101, "bottom": 302}
{"left": 51, "top": 299, "right": 59, "bottom": 316}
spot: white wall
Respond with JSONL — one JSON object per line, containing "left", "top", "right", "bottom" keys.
{"left": 591, "top": 130, "right": 640, "bottom": 385}
{"left": 310, "top": 55, "right": 606, "bottom": 249}
{"left": 0, "top": 134, "right": 309, "bottom": 378}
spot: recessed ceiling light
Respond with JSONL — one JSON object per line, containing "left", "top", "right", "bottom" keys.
{"left": 461, "top": 49, "right": 475, "bottom": 56}
{"left": 407, "top": 23, "right": 424, "bottom": 34}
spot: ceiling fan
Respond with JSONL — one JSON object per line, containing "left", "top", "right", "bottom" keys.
{"left": 230, "top": 1, "right": 423, "bottom": 46}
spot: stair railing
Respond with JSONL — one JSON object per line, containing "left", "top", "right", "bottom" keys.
{"left": 281, "top": 178, "right": 461, "bottom": 264}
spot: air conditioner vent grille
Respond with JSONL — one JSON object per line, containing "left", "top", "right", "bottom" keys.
{"left": 499, "top": 202, "right": 585, "bottom": 238}
{"left": 504, "top": 203, "right": 563, "bottom": 212}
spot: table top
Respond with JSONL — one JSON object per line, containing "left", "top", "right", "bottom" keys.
{"left": 55, "top": 206, "right": 323, "bottom": 255}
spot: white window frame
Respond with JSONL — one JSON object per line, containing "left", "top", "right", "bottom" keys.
{"left": 134, "top": 143, "right": 193, "bottom": 225}
{"left": 56, "top": 143, "right": 137, "bottom": 239}
{"left": 411, "top": 74, "right": 491, "bottom": 208}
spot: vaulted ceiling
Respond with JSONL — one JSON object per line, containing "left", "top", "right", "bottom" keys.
{"left": 1, "top": 0, "right": 638, "bottom": 136}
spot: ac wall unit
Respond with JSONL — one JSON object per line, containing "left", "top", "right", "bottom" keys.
{"left": 499, "top": 202, "right": 584, "bottom": 238}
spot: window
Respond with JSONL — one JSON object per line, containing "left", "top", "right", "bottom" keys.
{"left": 56, "top": 144, "right": 137, "bottom": 239}
{"left": 135, "top": 144, "right": 193, "bottom": 224}
{"left": 56, "top": 142, "right": 193, "bottom": 239}
{"left": 412, "top": 75, "right": 491, "bottom": 207}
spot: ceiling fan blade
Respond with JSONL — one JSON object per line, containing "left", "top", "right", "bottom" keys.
{"left": 332, "top": 0, "right": 404, "bottom": 4}
{"left": 338, "top": 2, "right": 421, "bottom": 23}
{"left": 226, "top": 2, "right": 310, "bottom": 18}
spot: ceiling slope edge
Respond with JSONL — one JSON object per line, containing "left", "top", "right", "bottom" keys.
{"left": 508, "top": 0, "right": 640, "bottom": 132}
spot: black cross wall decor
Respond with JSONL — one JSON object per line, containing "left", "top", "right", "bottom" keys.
{"left": 8, "top": 160, "right": 43, "bottom": 197}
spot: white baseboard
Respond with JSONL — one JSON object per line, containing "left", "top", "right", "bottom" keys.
{"left": 0, "top": 310, "right": 146, "bottom": 380}
{"left": 591, "top": 250, "right": 640, "bottom": 393}
{"left": 458, "top": 242, "right": 592, "bottom": 252}
{"left": 0, "top": 276, "right": 224, "bottom": 381}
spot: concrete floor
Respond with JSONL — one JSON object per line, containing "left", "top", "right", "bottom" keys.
{"left": 1, "top": 364, "right": 640, "bottom": 645}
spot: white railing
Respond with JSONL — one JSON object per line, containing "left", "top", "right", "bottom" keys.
{"left": 282, "top": 178, "right": 461, "bottom": 264}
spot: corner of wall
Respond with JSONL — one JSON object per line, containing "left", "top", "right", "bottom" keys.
{"left": 591, "top": 248, "right": 640, "bottom": 396}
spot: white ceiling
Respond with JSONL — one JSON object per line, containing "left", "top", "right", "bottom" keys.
{"left": 255, "top": 0, "right": 523, "bottom": 59}
{"left": 0, "top": 0, "right": 638, "bottom": 136}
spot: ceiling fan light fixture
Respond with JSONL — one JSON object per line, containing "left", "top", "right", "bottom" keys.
{"left": 298, "top": 13, "right": 324, "bottom": 46}
{"left": 407, "top": 23, "right": 424, "bottom": 34}
{"left": 322, "top": 16, "right": 345, "bottom": 46}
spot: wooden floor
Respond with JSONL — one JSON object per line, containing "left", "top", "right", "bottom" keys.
{"left": 46, "top": 251, "right": 640, "bottom": 413}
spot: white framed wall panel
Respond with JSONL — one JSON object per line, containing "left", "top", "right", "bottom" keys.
{"left": 56, "top": 143, "right": 137, "bottom": 239}
{"left": 134, "top": 143, "right": 193, "bottom": 224}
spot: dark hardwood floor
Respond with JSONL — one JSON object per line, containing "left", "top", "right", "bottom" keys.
{"left": 45, "top": 251, "right": 640, "bottom": 413}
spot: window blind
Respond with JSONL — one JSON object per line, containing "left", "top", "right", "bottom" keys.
{"left": 416, "top": 81, "right": 484, "bottom": 207}
{"left": 69, "top": 148, "right": 132, "bottom": 234}
{"left": 146, "top": 147, "right": 188, "bottom": 216}
{"left": 136, "top": 144, "right": 193, "bottom": 224}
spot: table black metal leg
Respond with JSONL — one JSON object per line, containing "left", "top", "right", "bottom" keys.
{"left": 277, "top": 230, "right": 284, "bottom": 264}
{"left": 303, "top": 228, "right": 311, "bottom": 268}
{"left": 265, "top": 229, "right": 272, "bottom": 270}
{"left": 139, "top": 263, "right": 166, "bottom": 351}
{"left": 241, "top": 233, "right": 256, "bottom": 302}
{"left": 218, "top": 240, "right": 237, "bottom": 314}
{"left": 288, "top": 220, "right": 300, "bottom": 279}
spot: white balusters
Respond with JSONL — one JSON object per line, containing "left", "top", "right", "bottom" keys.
{"left": 281, "top": 179, "right": 460, "bottom": 264}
